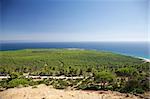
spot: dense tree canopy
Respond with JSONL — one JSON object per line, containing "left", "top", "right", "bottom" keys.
{"left": 0, "top": 49, "right": 149, "bottom": 93}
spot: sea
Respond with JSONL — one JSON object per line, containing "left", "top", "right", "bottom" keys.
{"left": 0, "top": 42, "right": 149, "bottom": 59}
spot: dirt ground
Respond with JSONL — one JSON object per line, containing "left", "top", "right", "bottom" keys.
{"left": 0, "top": 84, "right": 145, "bottom": 99}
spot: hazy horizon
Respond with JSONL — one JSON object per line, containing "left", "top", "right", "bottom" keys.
{"left": 1, "top": 40, "right": 150, "bottom": 43}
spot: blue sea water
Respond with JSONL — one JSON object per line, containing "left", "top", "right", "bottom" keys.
{"left": 0, "top": 42, "right": 149, "bottom": 59}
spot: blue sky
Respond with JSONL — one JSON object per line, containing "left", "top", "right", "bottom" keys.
{"left": 0, "top": 0, "right": 149, "bottom": 42}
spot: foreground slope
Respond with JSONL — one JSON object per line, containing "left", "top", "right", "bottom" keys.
{"left": 0, "top": 84, "right": 143, "bottom": 99}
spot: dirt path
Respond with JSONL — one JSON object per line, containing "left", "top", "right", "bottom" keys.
{"left": 0, "top": 84, "right": 142, "bottom": 99}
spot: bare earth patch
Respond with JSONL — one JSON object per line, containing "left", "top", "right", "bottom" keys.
{"left": 0, "top": 84, "right": 142, "bottom": 99}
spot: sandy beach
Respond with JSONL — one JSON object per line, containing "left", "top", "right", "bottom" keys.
{"left": 0, "top": 84, "right": 144, "bottom": 99}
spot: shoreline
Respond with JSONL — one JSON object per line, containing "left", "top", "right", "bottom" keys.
{"left": 135, "top": 56, "right": 150, "bottom": 62}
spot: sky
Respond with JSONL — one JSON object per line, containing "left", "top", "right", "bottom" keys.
{"left": 0, "top": 0, "right": 149, "bottom": 42}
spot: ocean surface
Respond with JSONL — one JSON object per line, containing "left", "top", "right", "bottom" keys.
{"left": 0, "top": 42, "right": 149, "bottom": 59}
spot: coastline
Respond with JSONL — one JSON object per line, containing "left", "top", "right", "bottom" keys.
{"left": 0, "top": 42, "right": 148, "bottom": 59}
{"left": 1, "top": 47, "right": 149, "bottom": 62}
{"left": 107, "top": 51, "right": 150, "bottom": 62}
{"left": 137, "top": 57, "right": 150, "bottom": 62}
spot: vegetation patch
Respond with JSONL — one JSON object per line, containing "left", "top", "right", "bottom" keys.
{"left": 0, "top": 49, "right": 149, "bottom": 94}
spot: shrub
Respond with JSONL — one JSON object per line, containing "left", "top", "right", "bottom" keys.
{"left": 105, "top": 85, "right": 113, "bottom": 90}
{"left": 94, "top": 71, "right": 116, "bottom": 89}
{"left": 42, "top": 79, "right": 53, "bottom": 86}
{"left": 9, "top": 72, "right": 21, "bottom": 79}
{"left": 132, "top": 88, "right": 144, "bottom": 94}
{"left": 53, "top": 80, "right": 68, "bottom": 89}
{"left": 8, "top": 78, "right": 29, "bottom": 88}
{"left": 29, "top": 81, "right": 39, "bottom": 86}
{"left": 119, "top": 79, "right": 146, "bottom": 94}
{"left": 77, "top": 85, "right": 88, "bottom": 90}
{"left": 0, "top": 80, "right": 9, "bottom": 88}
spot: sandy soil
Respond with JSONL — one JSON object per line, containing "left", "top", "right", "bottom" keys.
{"left": 0, "top": 84, "right": 143, "bottom": 99}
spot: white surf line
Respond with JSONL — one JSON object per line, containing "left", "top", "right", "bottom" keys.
{"left": 137, "top": 57, "right": 150, "bottom": 62}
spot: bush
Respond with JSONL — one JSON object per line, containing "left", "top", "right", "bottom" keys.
{"left": 77, "top": 85, "right": 88, "bottom": 90}
{"left": 9, "top": 72, "right": 21, "bottom": 79}
{"left": 119, "top": 79, "right": 146, "bottom": 94}
{"left": 53, "top": 80, "right": 68, "bottom": 89}
{"left": 8, "top": 78, "right": 29, "bottom": 88}
{"left": 43, "top": 79, "right": 53, "bottom": 86}
{"left": 132, "top": 88, "right": 144, "bottom": 94}
{"left": 28, "top": 81, "right": 39, "bottom": 86}
{"left": 105, "top": 85, "right": 113, "bottom": 90}
{"left": 0, "top": 80, "right": 9, "bottom": 88}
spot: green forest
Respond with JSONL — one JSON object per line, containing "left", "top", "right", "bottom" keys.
{"left": 0, "top": 49, "right": 149, "bottom": 94}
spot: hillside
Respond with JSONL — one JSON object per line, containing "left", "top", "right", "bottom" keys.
{"left": 0, "top": 49, "right": 146, "bottom": 75}
{"left": 0, "top": 49, "right": 149, "bottom": 94}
